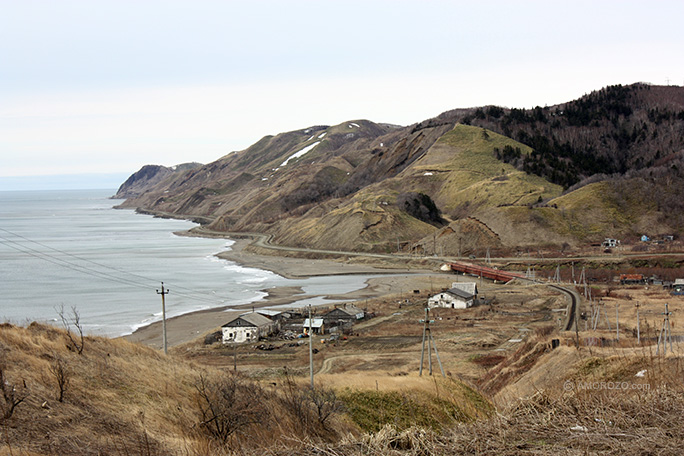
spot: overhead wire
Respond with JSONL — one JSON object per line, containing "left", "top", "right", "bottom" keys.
{"left": 0, "top": 228, "right": 235, "bottom": 306}
{"left": 0, "top": 227, "right": 228, "bottom": 301}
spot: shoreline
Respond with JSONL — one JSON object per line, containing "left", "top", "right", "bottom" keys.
{"left": 123, "top": 235, "right": 442, "bottom": 349}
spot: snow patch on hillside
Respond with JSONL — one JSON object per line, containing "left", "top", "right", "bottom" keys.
{"left": 280, "top": 141, "right": 320, "bottom": 167}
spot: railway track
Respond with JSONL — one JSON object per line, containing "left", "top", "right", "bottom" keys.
{"left": 547, "top": 283, "right": 581, "bottom": 331}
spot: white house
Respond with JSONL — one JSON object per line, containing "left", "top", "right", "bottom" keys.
{"left": 602, "top": 238, "right": 620, "bottom": 248}
{"left": 428, "top": 288, "right": 475, "bottom": 309}
{"left": 302, "top": 318, "right": 325, "bottom": 335}
{"left": 222, "top": 312, "right": 275, "bottom": 344}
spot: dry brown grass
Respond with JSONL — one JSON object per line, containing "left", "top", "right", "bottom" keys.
{"left": 5, "top": 277, "right": 684, "bottom": 455}
{"left": 235, "top": 385, "right": 684, "bottom": 456}
{"left": 0, "top": 323, "right": 360, "bottom": 455}
{"left": 0, "top": 322, "right": 201, "bottom": 455}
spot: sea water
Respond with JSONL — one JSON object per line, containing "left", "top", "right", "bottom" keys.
{"left": 0, "top": 189, "right": 376, "bottom": 337}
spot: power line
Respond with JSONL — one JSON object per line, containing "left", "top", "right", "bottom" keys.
{"left": 0, "top": 227, "right": 227, "bottom": 301}
{"left": 0, "top": 230, "right": 231, "bottom": 305}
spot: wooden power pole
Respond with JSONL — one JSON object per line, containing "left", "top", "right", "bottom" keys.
{"left": 156, "top": 282, "right": 169, "bottom": 355}
{"left": 656, "top": 302, "right": 673, "bottom": 355}
{"left": 419, "top": 307, "right": 445, "bottom": 377}
{"left": 308, "top": 305, "right": 314, "bottom": 388}
{"left": 635, "top": 301, "right": 641, "bottom": 345}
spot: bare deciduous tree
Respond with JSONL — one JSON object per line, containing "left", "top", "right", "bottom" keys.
{"left": 48, "top": 356, "right": 70, "bottom": 402}
{"left": 306, "top": 386, "right": 344, "bottom": 429}
{"left": 0, "top": 360, "right": 29, "bottom": 421}
{"left": 194, "top": 373, "right": 269, "bottom": 444}
{"left": 57, "top": 305, "right": 85, "bottom": 355}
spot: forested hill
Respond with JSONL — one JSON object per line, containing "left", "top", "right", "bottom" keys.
{"left": 443, "top": 84, "right": 684, "bottom": 189}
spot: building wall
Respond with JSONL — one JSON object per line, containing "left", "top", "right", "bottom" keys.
{"left": 428, "top": 293, "right": 470, "bottom": 309}
{"left": 222, "top": 326, "right": 259, "bottom": 344}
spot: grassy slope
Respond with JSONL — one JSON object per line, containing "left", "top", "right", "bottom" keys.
{"left": 0, "top": 323, "right": 492, "bottom": 455}
{"left": 0, "top": 323, "right": 200, "bottom": 455}
{"left": 406, "top": 125, "right": 664, "bottom": 249}
{"left": 416, "top": 125, "right": 562, "bottom": 213}
{"left": 272, "top": 125, "right": 568, "bottom": 252}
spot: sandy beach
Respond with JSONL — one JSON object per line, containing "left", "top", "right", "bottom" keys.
{"left": 124, "top": 238, "right": 446, "bottom": 349}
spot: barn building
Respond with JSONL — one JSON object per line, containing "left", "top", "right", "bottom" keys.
{"left": 221, "top": 312, "right": 275, "bottom": 344}
{"left": 323, "top": 304, "right": 365, "bottom": 322}
{"left": 428, "top": 288, "right": 475, "bottom": 309}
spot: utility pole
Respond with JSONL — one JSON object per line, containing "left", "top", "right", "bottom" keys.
{"left": 603, "top": 300, "right": 611, "bottom": 331}
{"left": 156, "top": 282, "right": 169, "bottom": 355}
{"left": 635, "top": 301, "right": 641, "bottom": 344}
{"left": 308, "top": 305, "right": 314, "bottom": 388}
{"left": 616, "top": 301, "right": 619, "bottom": 342}
{"left": 232, "top": 342, "right": 238, "bottom": 371}
{"left": 575, "top": 295, "right": 580, "bottom": 348}
{"left": 419, "top": 307, "right": 445, "bottom": 376}
{"left": 656, "top": 302, "right": 673, "bottom": 355}
{"left": 571, "top": 262, "right": 575, "bottom": 284}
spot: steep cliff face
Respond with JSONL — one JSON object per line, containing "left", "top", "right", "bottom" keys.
{"left": 116, "top": 84, "right": 684, "bottom": 253}
{"left": 112, "top": 162, "right": 202, "bottom": 199}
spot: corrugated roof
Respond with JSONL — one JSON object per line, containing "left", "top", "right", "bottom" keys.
{"left": 223, "top": 312, "right": 272, "bottom": 328}
{"left": 327, "top": 304, "right": 364, "bottom": 316}
{"left": 451, "top": 282, "right": 477, "bottom": 295}
{"left": 445, "top": 288, "right": 474, "bottom": 300}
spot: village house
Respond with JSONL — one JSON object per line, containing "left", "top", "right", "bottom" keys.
{"left": 323, "top": 304, "right": 365, "bottom": 322}
{"left": 672, "top": 279, "right": 684, "bottom": 295}
{"left": 302, "top": 318, "right": 325, "bottom": 335}
{"left": 320, "top": 304, "right": 365, "bottom": 335}
{"left": 619, "top": 274, "right": 646, "bottom": 285}
{"left": 428, "top": 287, "right": 475, "bottom": 309}
{"left": 602, "top": 238, "right": 620, "bottom": 248}
{"left": 221, "top": 312, "right": 275, "bottom": 344}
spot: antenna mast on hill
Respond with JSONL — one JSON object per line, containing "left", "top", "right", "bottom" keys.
{"left": 419, "top": 307, "right": 445, "bottom": 377}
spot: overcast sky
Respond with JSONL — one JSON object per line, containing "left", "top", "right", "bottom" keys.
{"left": 1, "top": 0, "right": 683, "bottom": 189}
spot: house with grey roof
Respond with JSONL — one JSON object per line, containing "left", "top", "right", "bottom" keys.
{"left": 221, "top": 312, "right": 275, "bottom": 344}
{"left": 323, "top": 304, "right": 364, "bottom": 322}
{"left": 428, "top": 288, "right": 475, "bottom": 309}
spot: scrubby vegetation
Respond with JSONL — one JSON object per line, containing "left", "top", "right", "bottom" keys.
{"left": 396, "top": 192, "right": 443, "bottom": 226}
{"left": 465, "top": 84, "right": 684, "bottom": 190}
